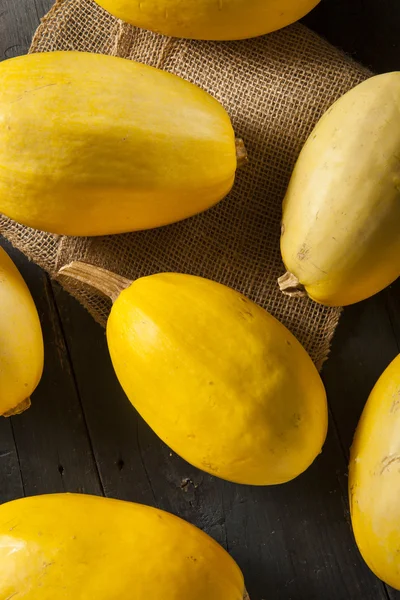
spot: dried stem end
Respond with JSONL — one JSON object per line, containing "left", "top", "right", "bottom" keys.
{"left": 278, "top": 271, "right": 307, "bottom": 298}
{"left": 58, "top": 261, "right": 132, "bottom": 303}
{"left": 243, "top": 589, "right": 250, "bottom": 600}
{"left": 235, "top": 138, "right": 248, "bottom": 169}
{"left": 3, "top": 397, "right": 31, "bottom": 418}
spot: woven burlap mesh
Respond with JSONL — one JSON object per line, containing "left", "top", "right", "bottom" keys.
{"left": 0, "top": 0, "right": 372, "bottom": 369}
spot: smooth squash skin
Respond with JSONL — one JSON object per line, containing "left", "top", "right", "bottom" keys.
{"left": 0, "top": 247, "right": 43, "bottom": 416}
{"left": 349, "top": 355, "right": 400, "bottom": 590}
{"left": 0, "top": 51, "right": 238, "bottom": 236}
{"left": 106, "top": 273, "right": 328, "bottom": 485}
{"left": 94, "top": 0, "right": 320, "bottom": 41}
{"left": 0, "top": 493, "right": 246, "bottom": 599}
{"left": 280, "top": 73, "right": 400, "bottom": 306}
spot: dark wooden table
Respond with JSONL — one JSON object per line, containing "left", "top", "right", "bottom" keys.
{"left": 0, "top": 1, "right": 399, "bottom": 598}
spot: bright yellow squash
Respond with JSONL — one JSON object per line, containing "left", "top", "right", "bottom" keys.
{"left": 60, "top": 263, "right": 328, "bottom": 485}
{"left": 279, "top": 73, "right": 400, "bottom": 306}
{"left": 0, "top": 51, "right": 241, "bottom": 236}
{"left": 0, "top": 493, "right": 247, "bottom": 599}
{"left": 349, "top": 354, "right": 400, "bottom": 590}
{"left": 0, "top": 247, "right": 43, "bottom": 417}
{"left": 95, "top": 0, "right": 320, "bottom": 40}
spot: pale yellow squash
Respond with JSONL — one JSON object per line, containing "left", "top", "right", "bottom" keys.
{"left": 349, "top": 354, "right": 400, "bottom": 590}
{"left": 0, "top": 247, "right": 43, "bottom": 416}
{"left": 59, "top": 263, "right": 328, "bottom": 486}
{"left": 95, "top": 0, "right": 320, "bottom": 40}
{"left": 0, "top": 51, "right": 241, "bottom": 236}
{"left": 279, "top": 73, "right": 400, "bottom": 306}
{"left": 0, "top": 493, "right": 247, "bottom": 599}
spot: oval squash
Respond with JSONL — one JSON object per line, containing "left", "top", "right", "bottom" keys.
{"left": 59, "top": 263, "right": 328, "bottom": 486}
{"left": 0, "top": 493, "right": 247, "bottom": 599}
{"left": 0, "top": 246, "right": 44, "bottom": 417}
{"left": 349, "top": 354, "right": 400, "bottom": 590}
{"left": 279, "top": 73, "right": 400, "bottom": 306}
{"left": 95, "top": 0, "right": 320, "bottom": 41}
{"left": 0, "top": 51, "right": 241, "bottom": 236}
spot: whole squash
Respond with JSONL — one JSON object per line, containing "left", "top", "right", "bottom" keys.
{"left": 0, "top": 247, "right": 43, "bottom": 417}
{"left": 0, "top": 493, "right": 247, "bottom": 599}
{"left": 279, "top": 73, "right": 400, "bottom": 306}
{"left": 60, "top": 263, "right": 328, "bottom": 486}
{"left": 95, "top": 0, "right": 320, "bottom": 40}
{"left": 0, "top": 52, "right": 242, "bottom": 236}
{"left": 349, "top": 354, "right": 400, "bottom": 590}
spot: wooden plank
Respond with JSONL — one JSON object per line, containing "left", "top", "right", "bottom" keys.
{"left": 386, "top": 280, "right": 400, "bottom": 349}
{"left": 0, "top": 419, "right": 24, "bottom": 503}
{"left": 0, "top": 240, "right": 103, "bottom": 498}
{"left": 224, "top": 427, "right": 387, "bottom": 600}
{"left": 50, "top": 281, "right": 156, "bottom": 505}
{"left": 0, "top": 0, "right": 52, "bottom": 58}
{"left": 322, "top": 283, "right": 400, "bottom": 600}
{"left": 322, "top": 287, "right": 400, "bottom": 457}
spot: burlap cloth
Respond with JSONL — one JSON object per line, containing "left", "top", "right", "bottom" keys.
{"left": 0, "top": 0, "right": 372, "bottom": 369}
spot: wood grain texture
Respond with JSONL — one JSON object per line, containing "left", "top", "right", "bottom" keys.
{"left": 0, "top": 240, "right": 103, "bottom": 497}
{"left": 0, "top": 0, "right": 400, "bottom": 598}
{"left": 0, "top": 0, "right": 52, "bottom": 58}
{"left": 0, "top": 418, "right": 24, "bottom": 503}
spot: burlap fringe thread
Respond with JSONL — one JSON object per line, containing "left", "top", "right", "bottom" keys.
{"left": 0, "top": 0, "right": 372, "bottom": 369}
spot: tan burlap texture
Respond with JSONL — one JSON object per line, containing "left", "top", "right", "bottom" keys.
{"left": 0, "top": 0, "right": 372, "bottom": 369}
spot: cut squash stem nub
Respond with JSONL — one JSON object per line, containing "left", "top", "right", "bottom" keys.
{"left": 235, "top": 138, "right": 248, "bottom": 169}
{"left": 58, "top": 261, "right": 131, "bottom": 303}
{"left": 278, "top": 271, "right": 307, "bottom": 298}
{"left": 3, "top": 397, "right": 31, "bottom": 417}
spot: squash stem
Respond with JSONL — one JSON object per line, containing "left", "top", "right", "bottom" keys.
{"left": 3, "top": 397, "right": 31, "bottom": 418}
{"left": 278, "top": 271, "right": 307, "bottom": 298}
{"left": 243, "top": 589, "right": 250, "bottom": 600}
{"left": 235, "top": 138, "right": 248, "bottom": 169}
{"left": 58, "top": 261, "right": 131, "bottom": 303}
